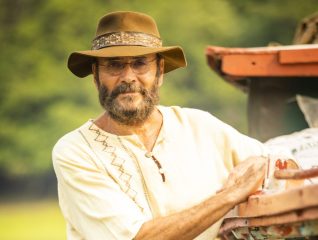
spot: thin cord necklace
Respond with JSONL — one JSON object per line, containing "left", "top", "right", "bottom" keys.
{"left": 117, "top": 136, "right": 166, "bottom": 182}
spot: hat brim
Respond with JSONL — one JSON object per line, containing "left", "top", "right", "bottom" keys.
{"left": 68, "top": 46, "right": 187, "bottom": 78}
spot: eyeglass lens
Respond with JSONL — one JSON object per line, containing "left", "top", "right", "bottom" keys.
{"left": 100, "top": 57, "right": 156, "bottom": 75}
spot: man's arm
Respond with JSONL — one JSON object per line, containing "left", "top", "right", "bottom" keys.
{"left": 135, "top": 158, "right": 266, "bottom": 240}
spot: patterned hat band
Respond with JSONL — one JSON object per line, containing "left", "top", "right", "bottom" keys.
{"left": 91, "top": 31, "right": 163, "bottom": 50}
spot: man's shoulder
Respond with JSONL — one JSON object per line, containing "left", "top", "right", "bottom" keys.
{"left": 159, "top": 105, "right": 238, "bottom": 137}
{"left": 52, "top": 121, "right": 91, "bottom": 156}
{"left": 159, "top": 105, "right": 220, "bottom": 123}
{"left": 52, "top": 121, "right": 104, "bottom": 178}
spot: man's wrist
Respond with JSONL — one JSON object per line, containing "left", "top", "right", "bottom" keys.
{"left": 218, "top": 187, "right": 241, "bottom": 208}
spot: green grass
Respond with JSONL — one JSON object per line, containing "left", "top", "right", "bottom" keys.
{"left": 0, "top": 199, "right": 66, "bottom": 240}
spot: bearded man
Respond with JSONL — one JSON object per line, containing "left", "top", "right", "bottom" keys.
{"left": 53, "top": 11, "right": 267, "bottom": 240}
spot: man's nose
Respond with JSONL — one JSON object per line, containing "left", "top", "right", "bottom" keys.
{"left": 119, "top": 63, "right": 137, "bottom": 82}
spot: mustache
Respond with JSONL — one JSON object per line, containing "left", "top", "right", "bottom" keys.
{"left": 110, "top": 82, "right": 147, "bottom": 98}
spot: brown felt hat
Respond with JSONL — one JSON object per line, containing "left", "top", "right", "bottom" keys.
{"left": 68, "top": 11, "right": 187, "bottom": 78}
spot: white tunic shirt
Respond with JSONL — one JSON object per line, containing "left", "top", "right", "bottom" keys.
{"left": 52, "top": 106, "right": 266, "bottom": 240}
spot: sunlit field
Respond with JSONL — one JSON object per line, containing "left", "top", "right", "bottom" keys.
{"left": 0, "top": 200, "right": 65, "bottom": 240}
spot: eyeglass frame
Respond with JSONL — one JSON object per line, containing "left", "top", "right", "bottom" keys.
{"left": 97, "top": 55, "right": 161, "bottom": 76}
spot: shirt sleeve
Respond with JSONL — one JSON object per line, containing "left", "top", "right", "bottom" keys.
{"left": 223, "top": 123, "right": 268, "bottom": 166}
{"left": 190, "top": 108, "right": 268, "bottom": 168}
{"left": 52, "top": 136, "right": 148, "bottom": 240}
{"left": 182, "top": 107, "right": 268, "bottom": 171}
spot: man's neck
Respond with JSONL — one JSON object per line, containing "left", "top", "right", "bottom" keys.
{"left": 94, "top": 107, "right": 163, "bottom": 152}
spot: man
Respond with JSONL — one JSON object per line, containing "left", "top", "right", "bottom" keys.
{"left": 53, "top": 11, "right": 267, "bottom": 240}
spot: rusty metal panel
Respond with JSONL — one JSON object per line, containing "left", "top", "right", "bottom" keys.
{"left": 219, "top": 190, "right": 318, "bottom": 239}
{"left": 221, "top": 207, "right": 318, "bottom": 231}
{"left": 229, "top": 220, "right": 318, "bottom": 239}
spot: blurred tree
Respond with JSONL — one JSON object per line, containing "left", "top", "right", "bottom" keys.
{"left": 0, "top": 0, "right": 316, "bottom": 183}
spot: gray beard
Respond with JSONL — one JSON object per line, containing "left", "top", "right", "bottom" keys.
{"left": 98, "top": 80, "right": 160, "bottom": 126}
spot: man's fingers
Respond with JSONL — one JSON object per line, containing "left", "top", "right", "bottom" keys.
{"left": 223, "top": 160, "right": 266, "bottom": 191}
{"left": 244, "top": 162, "right": 266, "bottom": 191}
{"left": 223, "top": 159, "right": 267, "bottom": 205}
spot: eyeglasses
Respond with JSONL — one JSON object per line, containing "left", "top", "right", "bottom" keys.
{"left": 98, "top": 57, "right": 157, "bottom": 76}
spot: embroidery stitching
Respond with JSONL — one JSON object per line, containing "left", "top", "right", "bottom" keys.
{"left": 88, "top": 123, "right": 142, "bottom": 211}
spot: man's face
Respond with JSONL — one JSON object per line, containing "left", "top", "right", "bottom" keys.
{"left": 93, "top": 54, "right": 164, "bottom": 126}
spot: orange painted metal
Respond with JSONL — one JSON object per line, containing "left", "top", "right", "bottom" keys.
{"left": 206, "top": 44, "right": 318, "bottom": 79}
{"left": 222, "top": 53, "right": 318, "bottom": 77}
{"left": 280, "top": 48, "right": 318, "bottom": 64}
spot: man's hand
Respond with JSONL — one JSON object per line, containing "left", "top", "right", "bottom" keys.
{"left": 221, "top": 156, "right": 267, "bottom": 205}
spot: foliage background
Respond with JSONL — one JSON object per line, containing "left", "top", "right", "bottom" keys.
{"left": 1, "top": 0, "right": 316, "bottom": 179}
{"left": 0, "top": 0, "right": 317, "bottom": 238}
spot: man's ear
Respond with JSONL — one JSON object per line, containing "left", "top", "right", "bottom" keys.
{"left": 158, "top": 58, "right": 164, "bottom": 87}
{"left": 92, "top": 62, "right": 99, "bottom": 88}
